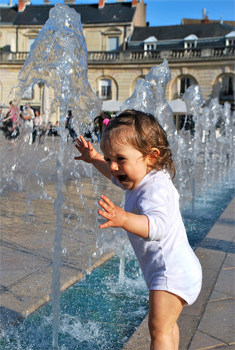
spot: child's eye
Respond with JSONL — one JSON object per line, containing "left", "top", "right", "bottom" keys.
{"left": 117, "top": 157, "right": 125, "bottom": 161}
{"left": 104, "top": 158, "right": 110, "bottom": 163}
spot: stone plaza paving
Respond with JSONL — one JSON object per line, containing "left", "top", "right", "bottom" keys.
{"left": 0, "top": 147, "right": 123, "bottom": 325}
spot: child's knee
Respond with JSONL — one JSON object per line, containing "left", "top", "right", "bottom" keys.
{"left": 148, "top": 317, "right": 175, "bottom": 340}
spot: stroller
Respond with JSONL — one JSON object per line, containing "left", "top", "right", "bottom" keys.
{"left": 0, "top": 114, "right": 20, "bottom": 140}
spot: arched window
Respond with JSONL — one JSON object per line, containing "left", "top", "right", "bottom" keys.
{"left": 99, "top": 79, "right": 112, "bottom": 100}
{"left": 171, "top": 75, "right": 197, "bottom": 99}
{"left": 220, "top": 75, "right": 234, "bottom": 96}
{"left": 180, "top": 76, "right": 194, "bottom": 95}
{"left": 219, "top": 74, "right": 235, "bottom": 109}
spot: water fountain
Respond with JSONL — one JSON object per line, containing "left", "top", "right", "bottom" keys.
{"left": 0, "top": 4, "right": 234, "bottom": 350}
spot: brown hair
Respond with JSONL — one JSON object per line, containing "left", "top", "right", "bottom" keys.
{"left": 100, "top": 109, "right": 175, "bottom": 177}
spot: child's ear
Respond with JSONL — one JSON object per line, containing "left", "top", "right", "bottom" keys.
{"left": 147, "top": 148, "right": 160, "bottom": 166}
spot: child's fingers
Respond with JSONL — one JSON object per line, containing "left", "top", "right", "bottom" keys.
{"left": 75, "top": 139, "right": 83, "bottom": 151}
{"left": 75, "top": 136, "right": 83, "bottom": 145}
{"left": 99, "top": 221, "right": 112, "bottom": 229}
{"left": 98, "top": 199, "right": 111, "bottom": 212}
{"left": 80, "top": 135, "right": 88, "bottom": 147}
{"left": 98, "top": 210, "right": 113, "bottom": 227}
{"left": 98, "top": 209, "right": 109, "bottom": 218}
{"left": 100, "top": 195, "right": 114, "bottom": 207}
{"left": 75, "top": 143, "right": 82, "bottom": 151}
{"left": 98, "top": 210, "right": 113, "bottom": 229}
{"left": 87, "top": 142, "right": 95, "bottom": 153}
{"left": 76, "top": 136, "right": 87, "bottom": 148}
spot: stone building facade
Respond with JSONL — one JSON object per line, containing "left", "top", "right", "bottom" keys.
{"left": 0, "top": 0, "right": 234, "bottom": 122}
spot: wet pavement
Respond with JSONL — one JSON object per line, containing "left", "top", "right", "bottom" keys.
{"left": 0, "top": 149, "right": 123, "bottom": 326}
{"left": 123, "top": 197, "right": 235, "bottom": 350}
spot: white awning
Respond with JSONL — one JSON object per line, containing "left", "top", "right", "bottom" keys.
{"left": 102, "top": 100, "right": 123, "bottom": 112}
{"left": 102, "top": 99, "right": 187, "bottom": 114}
{"left": 168, "top": 99, "right": 187, "bottom": 114}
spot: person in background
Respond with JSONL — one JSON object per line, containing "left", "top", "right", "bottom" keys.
{"left": 94, "top": 120, "right": 101, "bottom": 142}
{"left": 0, "top": 101, "right": 20, "bottom": 140}
{"left": 65, "top": 110, "right": 77, "bottom": 142}
{"left": 33, "top": 110, "right": 43, "bottom": 143}
{"left": 21, "top": 103, "right": 35, "bottom": 144}
{"left": 94, "top": 111, "right": 111, "bottom": 139}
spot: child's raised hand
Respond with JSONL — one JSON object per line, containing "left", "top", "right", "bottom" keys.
{"left": 98, "top": 195, "right": 125, "bottom": 229}
{"left": 74, "top": 135, "right": 97, "bottom": 163}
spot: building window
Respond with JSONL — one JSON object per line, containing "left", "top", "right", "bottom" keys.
{"left": 145, "top": 44, "right": 156, "bottom": 50}
{"left": 108, "top": 37, "right": 119, "bottom": 51}
{"left": 144, "top": 36, "right": 157, "bottom": 51}
{"left": 221, "top": 75, "right": 234, "bottom": 95}
{"left": 172, "top": 75, "right": 197, "bottom": 99}
{"left": 184, "top": 34, "right": 198, "bottom": 49}
{"left": 180, "top": 76, "right": 196, "bottom": 95}
{"left": 185, "top": 41, "right": 196, "bottom": 49}
{"left": 219, "top": 75, "right": 234, "bottom": 106}
{"left": 225, "top": 31, "right": 235, "bottom": 46}
{"left": 28, "top": 38, "right": 35, "bottom": 51}
{"left": 100, "top": 79, "right": 112, "bottom": 100}
{"left": 227, "top": 39, "right": 235, "bottom": 46}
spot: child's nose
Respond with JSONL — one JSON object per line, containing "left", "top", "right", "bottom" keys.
{"left": 110, "top": 161, "right": 119, "bottom": 171}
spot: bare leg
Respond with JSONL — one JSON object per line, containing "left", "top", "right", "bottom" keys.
{"left": 148, "top": 290, "right": 184, "bottom": 350}
{"left": 173, "top": 322, "right": 180, "bottom": 350}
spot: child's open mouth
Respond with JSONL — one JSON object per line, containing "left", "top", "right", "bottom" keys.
{"left": 117, "top": 175, "right": 128, "bottom": 182}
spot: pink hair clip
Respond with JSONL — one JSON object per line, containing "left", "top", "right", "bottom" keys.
{"left": 103, "top": 118, "right": 111, "bottom": 126}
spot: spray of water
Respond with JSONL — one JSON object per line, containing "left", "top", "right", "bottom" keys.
{"left": 7, "top": 4, "right": 102, "bottom": 349}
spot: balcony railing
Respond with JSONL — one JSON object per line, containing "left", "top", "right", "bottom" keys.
{"left": 0, "top": 51, "right": 29, "bottom": 61}
{"left": 171, "top": 48, "right": 201, "bottom": 58}
{"left": 129, "top": 50, "right": 161, "bottom": 60}
{"left": 213, "top": 46, "right": 235, "bottom": 56}
{"left": 1, "top": 46, "right": 234, "bottom": 63}
{"left": 88, "top": 51, "right": 120, "bottom": 61}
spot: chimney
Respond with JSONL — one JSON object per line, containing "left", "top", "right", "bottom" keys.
{"left": 132, "top": 0, "right": 146, "bottom": 26}
{"left": 18, "top": 0, "right": 30, "bottom": 12}
{"left": 202, "top": 8, "right": 206, "bottom": 19}
{"left": 204, "top": 14, "right": 209, "bottom": 23}
{"left": 44, "top": 0, "right": 50, "bottom": 4}
{"left": 98, "top": 0, "right": 106, "bottom": 9}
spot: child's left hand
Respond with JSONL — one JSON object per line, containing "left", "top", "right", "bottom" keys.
{"left": 98, "top": 195, "right": 125, "bottom": 229}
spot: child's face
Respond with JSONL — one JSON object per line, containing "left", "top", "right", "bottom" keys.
{"left": 103, "top": 138, "right": 150, "bottom": 190}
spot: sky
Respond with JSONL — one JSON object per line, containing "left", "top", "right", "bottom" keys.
{"left": 0, "top": 0, "right": 234, "bottom": 26}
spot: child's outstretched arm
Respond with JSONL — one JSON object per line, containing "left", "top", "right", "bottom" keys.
{"left": 75, "top": 135, "right": 111, "bottom": 179}
{"left": 98, "top": 195, "right": 149, "bottom": 239}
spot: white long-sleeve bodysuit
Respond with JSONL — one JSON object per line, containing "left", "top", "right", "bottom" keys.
{"left": 112, "top": 170, "right": 202, "bottom": 305}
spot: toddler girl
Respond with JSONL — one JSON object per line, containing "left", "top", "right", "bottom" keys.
{"left": 75, "top": 109, "right": 202, "bottom": 350}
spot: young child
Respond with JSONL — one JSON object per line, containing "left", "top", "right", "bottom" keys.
{"left": 75, "top": 109, "right": 202, "bottom": 350}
